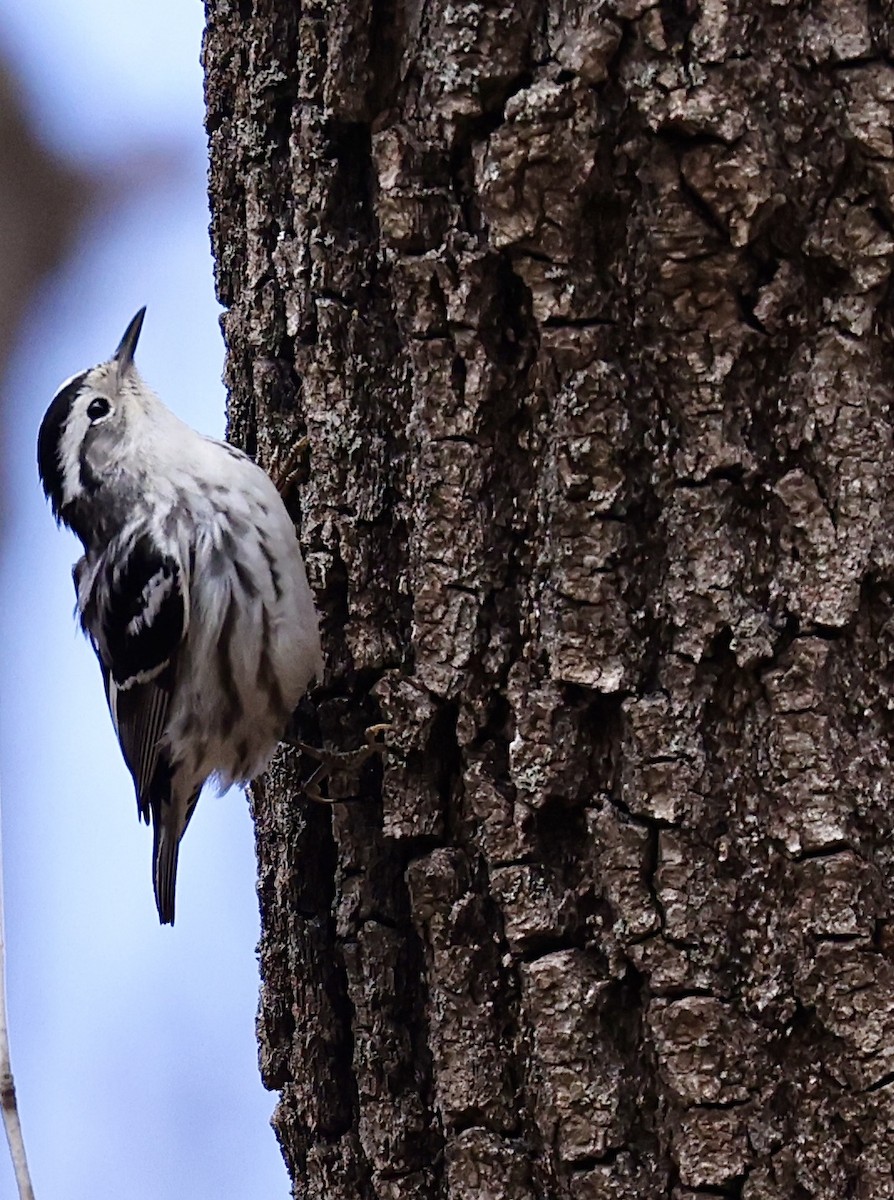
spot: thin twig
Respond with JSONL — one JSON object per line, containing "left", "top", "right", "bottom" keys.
{"left": 0, "top": 783, "right": 36, "bottom": 1199}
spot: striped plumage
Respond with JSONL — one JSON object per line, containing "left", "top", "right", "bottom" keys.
{"left": 37, "top": 310, "right": 322, "bottom": 923}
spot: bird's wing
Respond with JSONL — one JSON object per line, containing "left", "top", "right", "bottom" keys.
{"left": 109, "top": 670, "right": 176, "bottom": 823}
{"left": 79, "top": 530, "right": 188, "bottom": 822}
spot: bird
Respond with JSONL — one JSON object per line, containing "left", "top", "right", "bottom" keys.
{"left": 37, "top": 309, "right": 323, "bottom": 924}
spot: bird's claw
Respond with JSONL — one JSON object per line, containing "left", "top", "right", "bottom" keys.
{"left": 294, "top": 723, "right": 392, "bottom": 804}
{"left": 269, "top": 436, "right": 309, "bottom": 498}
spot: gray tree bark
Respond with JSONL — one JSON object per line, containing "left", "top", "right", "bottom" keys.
{"left": 203, "top": 1, "right": 894, "bottom": 1196}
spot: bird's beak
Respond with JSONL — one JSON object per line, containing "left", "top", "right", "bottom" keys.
{"left": 114, "top": 308, "right": 146, "bottom": 381}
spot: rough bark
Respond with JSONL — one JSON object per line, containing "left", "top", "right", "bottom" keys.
{"left": 203, "top": 1, "right": 894, "bottom": 1196}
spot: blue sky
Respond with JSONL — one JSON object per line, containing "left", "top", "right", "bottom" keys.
{"left": 0, "top": 3, "right": 291, "bottom": 1196}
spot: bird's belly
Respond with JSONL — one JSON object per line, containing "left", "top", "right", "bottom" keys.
{"left": 166, "top": 594, "right": 318, "bottom": 788}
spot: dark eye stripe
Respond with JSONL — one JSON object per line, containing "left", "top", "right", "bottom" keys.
{"left": 37, "top": 371, "right": 88, "bottom": 514}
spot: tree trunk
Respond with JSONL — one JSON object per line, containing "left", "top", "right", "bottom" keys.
{"left": 203, "top": 1, "right": 894, "bottom": 1196}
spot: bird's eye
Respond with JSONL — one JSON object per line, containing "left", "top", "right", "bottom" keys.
{"left": 87, "top": 397, "right": 111, "bottom": 421}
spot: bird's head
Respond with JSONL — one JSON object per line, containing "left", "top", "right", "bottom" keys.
{"left": 37, "top": 308, "right": 150, "bottom": 544}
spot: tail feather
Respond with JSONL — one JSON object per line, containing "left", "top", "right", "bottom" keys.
{"left": 152, "top": 816, "right": 181, "bottom": 925}
{"left": 149, "top": 783, "right": 202, "bottom": 926}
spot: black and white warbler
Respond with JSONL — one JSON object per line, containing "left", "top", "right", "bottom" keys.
{"left": 37, "top": 310, "right": 323, "bottom": 924}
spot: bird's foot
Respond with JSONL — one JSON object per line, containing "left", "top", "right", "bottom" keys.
{"left": 269, "top": 436, "right": 309, "bottom": 498}
{"left": 290, "top": 723, "right": 391, "bottom": 803}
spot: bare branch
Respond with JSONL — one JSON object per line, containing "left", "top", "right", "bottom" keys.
{"left": 0, "top": 785, "right": 36, "bottom": 1200}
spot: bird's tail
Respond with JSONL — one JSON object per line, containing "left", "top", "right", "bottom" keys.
{"left": 152, "top": 816, "right": 181, "bottom": 925}
{"left": 150, "top": 785, "right": 201, "bottom": 926}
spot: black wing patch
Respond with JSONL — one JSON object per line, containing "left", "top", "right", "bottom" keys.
{"left": 83, "top": 532, "right": 187, "bottom": 820}
{"left": 101, "top": 532, "right": 185, "bottom": 688}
